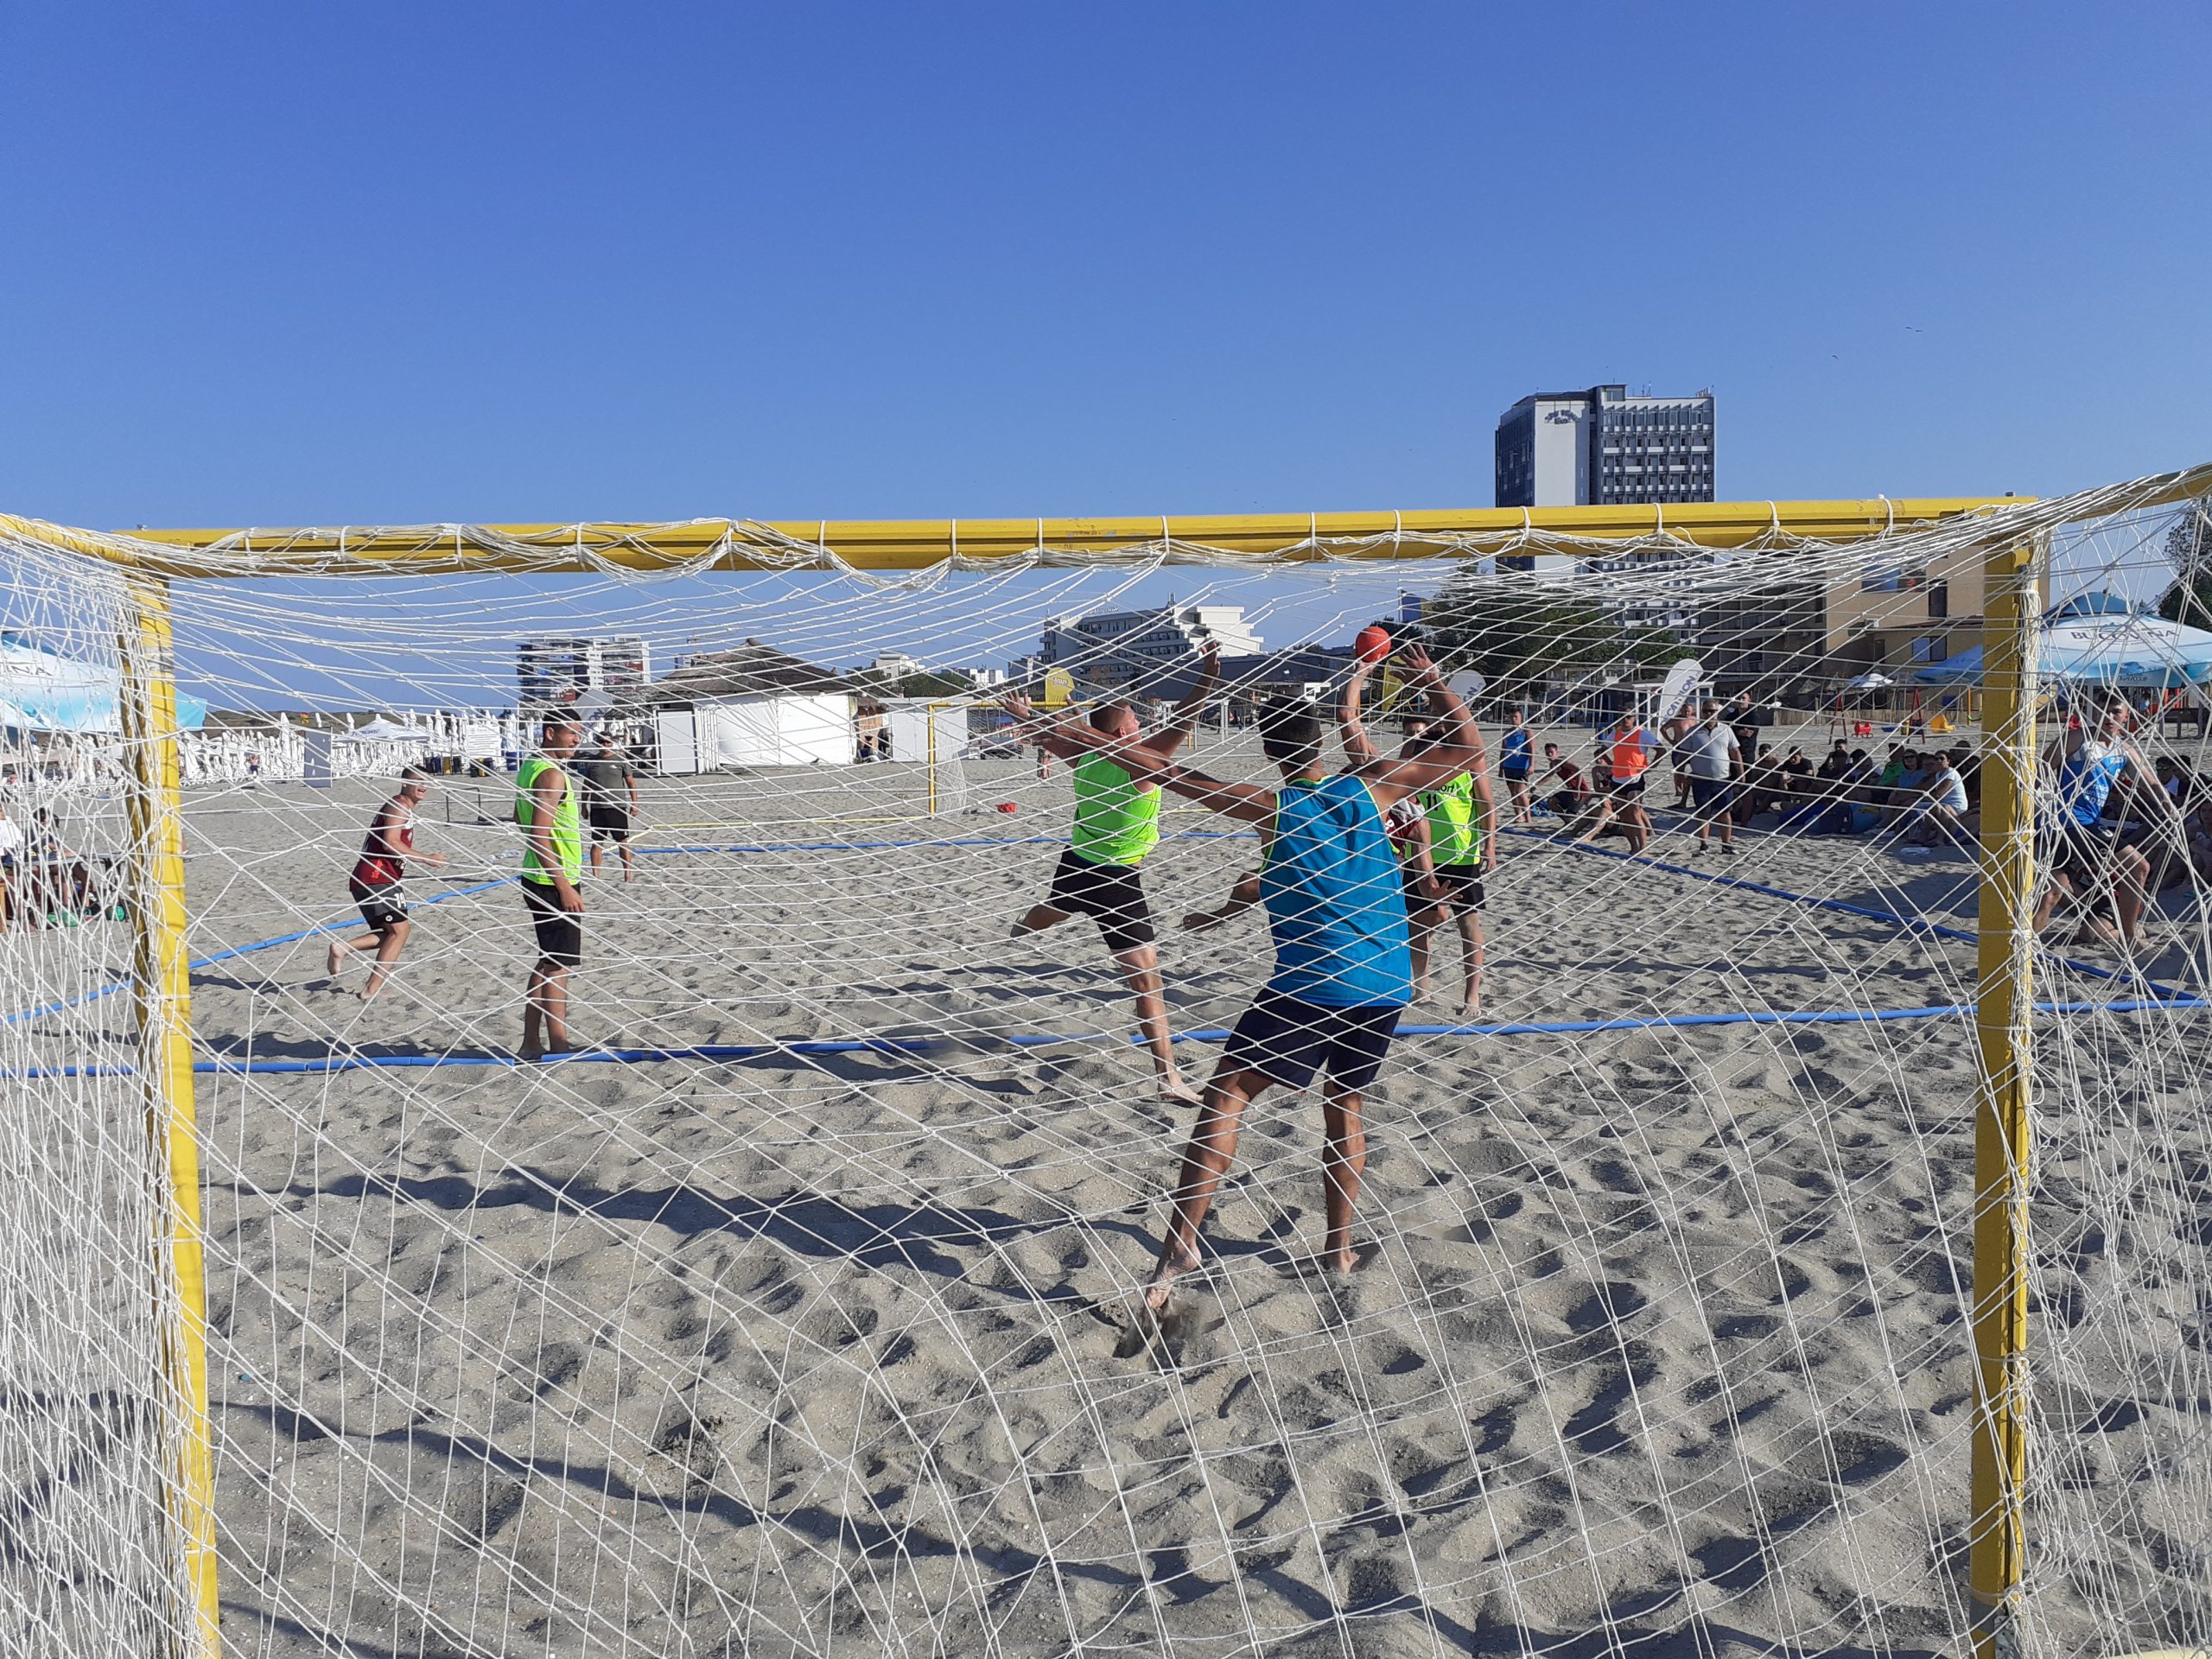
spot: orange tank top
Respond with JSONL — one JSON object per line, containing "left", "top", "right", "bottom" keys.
{"left": 1610, "top": 728, "right": 1652, "bottom": 781}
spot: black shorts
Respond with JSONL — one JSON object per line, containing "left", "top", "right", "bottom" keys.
{"left": 1548, "top": 790, "right": 1586, "bottom": 815}
{"left": 1430, "top": 864, "right": 1484, "bottom": 912}
{"left": 587, "top": 804, "right": 632, "bottom": 843}
{"left": 1687, "top": 777, "right": 1730, "bottom": 812}
{"left": 2041, "top": 819, "right": 2113, "bottom": 887}
{"left": 1222, "top": 988, "right": 1402, "bottom": 1094}
{"left": 1501, "top": 764, "right": 1531, "bottom": 783}
{"left": 1606, "top": 777, "right": 1646, "bottom": 799}
{"left": 1401, "top": 864, "right": 1435, "bottom": 908}
{"left": 522, "top": 879, "right": 584, "bottom": 968}
{"left": 1045, "top": 849, "right": 1156, "bottom": 953}
{"left": 348, "top": 878, "right": 406, "bottom": 931}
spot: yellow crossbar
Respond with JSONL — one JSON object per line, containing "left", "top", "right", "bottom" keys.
{"left": 7, "top": 497, "right": 2033, "bottom": 575}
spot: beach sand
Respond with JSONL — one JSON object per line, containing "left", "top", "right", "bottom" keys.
{"left": 14, "top": 729, "right": 2209, "bottom": 1656}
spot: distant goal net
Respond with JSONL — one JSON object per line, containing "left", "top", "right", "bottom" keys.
{"left": 0, "top": 473, "right": 2207, "bottom": 1658}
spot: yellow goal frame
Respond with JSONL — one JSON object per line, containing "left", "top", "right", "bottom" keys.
{"left": 17, "top": 479, "right": 2210, "bottom": 1659}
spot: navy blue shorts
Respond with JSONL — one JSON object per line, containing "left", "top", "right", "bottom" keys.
{"left": 1688, "top": 777, "right": 1730, "bottom": 812}
{"left": 1221, "top": 988, "right": 1402, "bottom": 1094}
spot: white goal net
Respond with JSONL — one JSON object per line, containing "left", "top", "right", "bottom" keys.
{"left": 0, "top": 475, "right": 2207, "bottom": 1658}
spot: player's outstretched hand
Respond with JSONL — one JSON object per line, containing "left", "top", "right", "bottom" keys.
{"left": 1400, "top": 645, "right": 1442, "bottom": 690}
{"left": 1000, "top": 692, "right": 1033, "bottom": 723}
{"left": 423, "top": 852, "right": 449, "bottom": 870}
{"left": 1180, "top": 909, "right": 1222, "bottom": 931}
{"left": 1196, "top": 644, "right": 1221, "bottom": 685}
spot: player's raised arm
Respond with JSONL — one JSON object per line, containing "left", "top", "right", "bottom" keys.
{"left": 998, "top": 691, "right": 1094, "bottom": 762}
{"left": 1048, "top": 716, "right": 1276, "bottom": 823}
{"left": 1362, "top": 647, "right": 1484, "bottom": 805}
{"left": 1337, "top": 657, "right": 1379, "bottom": 766}
{"left": 1145, "top": 645, "right": 1221, "bottom": 760}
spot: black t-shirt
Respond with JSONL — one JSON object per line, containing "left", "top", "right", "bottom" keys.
{"left": 1726, "top": 705, "right": 1761, "bottom": 764}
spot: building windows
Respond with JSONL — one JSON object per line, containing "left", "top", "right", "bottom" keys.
{"left": 1928, "top": 580, "right": 1949, "bottom": 620}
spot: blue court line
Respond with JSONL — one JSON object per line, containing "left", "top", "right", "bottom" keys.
{"left": 0, "top": 831, "right": 1260, "bottom": 1028}
{"left": 1, "top": 874, "right": 524, "bottom": 1028}
{"left": 9, "top": 992, "right": 2202, "bottom": 1082}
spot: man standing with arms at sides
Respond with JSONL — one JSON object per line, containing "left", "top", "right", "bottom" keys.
{"left": 1670, "top": 701, "right": 1742, "bottom": 855}
{"left": 1600, "top": 709, "right": 1662, "bottom": 852}
{"left": 327, "top": 766, "right": 446, "bottom": 1000}
{"left": 1497, "top": 705, "right": 1535, "bottom": 827}
{"left": 1048, "top": 647, "right": 1480, "bottom": 1322}
{"left": 518, "top": 717, "right": 586, "bottom": 1061}
{"left": 579, "top": 731, "right": 642, "bottom": 883}
{"left": 998, "top": 648, "right": 1221, "bottom": 1105}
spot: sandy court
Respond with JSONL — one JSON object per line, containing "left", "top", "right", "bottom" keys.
{"left": 7, "top": 732, "right": 2209, "bottom": 1656}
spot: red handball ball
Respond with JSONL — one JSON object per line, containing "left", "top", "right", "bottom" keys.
{"left": 1354, "top": 625, "right": 1393, "bottom": 664}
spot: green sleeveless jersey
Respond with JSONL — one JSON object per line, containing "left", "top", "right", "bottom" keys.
{"left": 517, "top": 756, "right": 583, "bottom": 884}
{"left": 1420, "top": 772, "right": 1479, "bottom": 867}
{"left": 1071, "top": 754, "right": 1161, "bottom": 868}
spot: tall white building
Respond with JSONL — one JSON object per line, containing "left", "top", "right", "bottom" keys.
{"left": 516, "top": 636, "right": 651, "bottom": 709}
{"left": 1495, "top": 385, "right": 1716, "bottom": 510}
{"left": 1038, "top": 603, "right": 1263, "bottom": 689}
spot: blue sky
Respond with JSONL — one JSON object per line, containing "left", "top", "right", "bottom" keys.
{"left": 4, "top": 3, "right": 2209, "bottom": 700}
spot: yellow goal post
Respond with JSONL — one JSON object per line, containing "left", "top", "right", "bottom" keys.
{"left": 14, "top": 462, "right": 2212, "bottom": 1659}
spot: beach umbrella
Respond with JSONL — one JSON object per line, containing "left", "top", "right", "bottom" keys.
{"left": 1915, "top": 592, "right": 2212, "bottom": 688}
{"left": 1846, "top": 671, "right": 1893, "bottom": 690}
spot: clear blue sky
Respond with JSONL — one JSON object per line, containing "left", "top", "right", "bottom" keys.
{"left": 4, "top": 3, "right": 2208, "bottom": 702}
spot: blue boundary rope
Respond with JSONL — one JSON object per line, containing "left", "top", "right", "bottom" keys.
{"left": 9, "top": 823, "right": 2199, "bottom": 1079}
{"left": 9, "top": 993, "right": 2203, "bottom": 1082}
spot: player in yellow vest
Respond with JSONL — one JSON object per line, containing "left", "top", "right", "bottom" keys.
{"left": 1412, "top": 766, "right": 1497, "bottom": 1015}
{"left": 517, "top": 716, "right": 586, "bottom": 1061}
{"left": 1000, "top": 648, "right": 1220, "bottom": 1105}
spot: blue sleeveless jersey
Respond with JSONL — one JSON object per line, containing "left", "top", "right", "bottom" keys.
{"left": 2059, "top": 740, "right": 2128, "bottom": 828}
{"left": 1260, "top": 772, "right": 1414, "bottom": 1007}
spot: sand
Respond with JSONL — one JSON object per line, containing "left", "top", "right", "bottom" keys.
{"left": 9, "top": 728, "right": 2209, "bottom": 1656}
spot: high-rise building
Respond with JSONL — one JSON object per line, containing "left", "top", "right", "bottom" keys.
{"left": 1495, "top": 385, "right": 1716, "bottom": 509}
{"left": 516, "top": 636, "right": 651, "bottom": 708}
{"left": 1037, "top": 604, "right": 1264, "bottom": 690}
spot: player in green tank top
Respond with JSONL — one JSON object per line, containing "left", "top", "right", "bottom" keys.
{"left": 999, "top": 647, "right": 1220, "bottom": 1105}
{"left": 517, "top": 716, "right": 587, "bottom": 1061}
{"left": 1339, "top": 661, "right": 1496, "bottom": 1016}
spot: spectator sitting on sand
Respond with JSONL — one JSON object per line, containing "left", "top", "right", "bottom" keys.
{"left": 1897, "top": 753, "right": 1971, "bottom": 847}
{"left": 1542, "top": 743, "right": 1607, "bottom": 842}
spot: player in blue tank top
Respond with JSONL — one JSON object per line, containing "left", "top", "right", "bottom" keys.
{"left": 2035, "top": 694, "right": 2153, "bottom": 949}
{"left": 1498, "top": 706, "right": 1536, "bottom": 826}
{"left": 1050, "top": 645, "right": 1487, "bottom": 1331}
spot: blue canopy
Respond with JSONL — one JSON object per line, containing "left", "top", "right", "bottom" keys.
{"left": 0, "top": 632, "right": 208, "bottom": 733}
{"left": 1914, "top": 597, "right": 2212, "bottom": 690}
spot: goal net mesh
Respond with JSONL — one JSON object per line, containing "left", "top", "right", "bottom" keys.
{"left": 0, "top": 474, "right": 2207, "bottom": 1657}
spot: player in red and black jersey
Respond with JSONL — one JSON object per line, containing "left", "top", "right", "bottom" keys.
{"left": 327, "top": 766, "right": 445, "bottom": 1001}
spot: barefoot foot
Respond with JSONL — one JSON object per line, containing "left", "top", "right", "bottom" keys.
{"left": 1145, "top": 1247, "right": 1202, "bottom": 1313}
{"left": 325, "top": 942, "right": 345, "bottom": 976}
